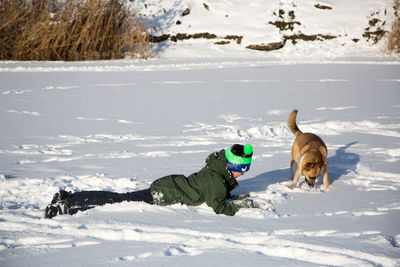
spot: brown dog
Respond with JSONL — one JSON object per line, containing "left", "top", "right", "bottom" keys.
{"left": 287, "top": 109, "right": 329, "bottom": 192}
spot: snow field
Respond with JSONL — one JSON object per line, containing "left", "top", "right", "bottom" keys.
{"left": 0, "top": 60, "right": 399, "bottom": 266}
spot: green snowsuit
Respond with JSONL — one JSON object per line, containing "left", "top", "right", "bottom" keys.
{"left": 149, "top": 149, "right": 241, "bottom": 216}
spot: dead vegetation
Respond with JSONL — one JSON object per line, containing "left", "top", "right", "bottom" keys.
{"left": 284, "top": 33, "right": 336, "bottom": 44}
{"left": 269, "top": 21, "right": 301, "bottom": 31}
{"left": 149, "top": 33, "right": 242, "bottom": 45}
{"left": 386, "top": 0, "right": 400, "bottom": 54}
{"left": 256, "top": 7, "right": 338, "bottom": 51}
{"left": 0, "top": 0, "right": 150, "bottom": 61}
{"left": 363, "top": 10, "right": 388, "bottom": 44}
{"left": 269, "top": 9, "right": 299, "bottom": 31}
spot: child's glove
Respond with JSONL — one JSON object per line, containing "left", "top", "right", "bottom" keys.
{"left": 231, "top": 193, "right": 250, "bottom": 201}
{"left": 233, "top": 198, "right": 257, "bottom": 208}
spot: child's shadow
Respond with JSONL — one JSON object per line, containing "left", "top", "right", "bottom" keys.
{"left": 236, "top": 142, "right": 360, "bottom": 194}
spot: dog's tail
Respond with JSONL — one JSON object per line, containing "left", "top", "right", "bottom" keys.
{"left": 287, "top": 109, "right": 303, "bottom": 137}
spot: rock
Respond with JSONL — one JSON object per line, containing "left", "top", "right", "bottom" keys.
{"left": 182, "top": 8, "right": 190, "bottom": 16}
{"left": 246, "top": 41, "right": 285, "bottom": 51}
{"left": 314, "top": 3, "right": 332, "bottom": 10}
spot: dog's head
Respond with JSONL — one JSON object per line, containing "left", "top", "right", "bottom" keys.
{"left": 300, "top": 152, "right": 325, "bottom": 187}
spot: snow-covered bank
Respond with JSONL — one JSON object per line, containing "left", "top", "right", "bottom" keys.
{"left": 129, "top": 0, "right": 399, "bottom": 60}
{"left": 0, "top": 60, "right": 399, "bottom": 266}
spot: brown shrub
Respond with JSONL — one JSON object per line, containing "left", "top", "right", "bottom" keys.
{"left": 387, "top": 0, "right": 400, "bottom": 54}
{"left": 0, "top": 0, "right": 150, "bottom": 61}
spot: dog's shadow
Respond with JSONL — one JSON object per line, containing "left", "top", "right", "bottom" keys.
{"left": 327, "top": 141, "right": 360, "bottom": 184}
{"left": 236, "top": 142, "right": 360, "bottom": 194}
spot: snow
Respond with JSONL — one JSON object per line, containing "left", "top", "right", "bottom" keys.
{"left": 1, "top": 0, "right": 400, "bottom": 266}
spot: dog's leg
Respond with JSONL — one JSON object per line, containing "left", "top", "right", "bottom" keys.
{"left": 289, "top": 167, "right": 301, "bottom": 189}
{"left": 290, "top": 160, "right": 297, "bottom": 180}
{"left": 322, "top": 166, "right": 329, "bottom": 192}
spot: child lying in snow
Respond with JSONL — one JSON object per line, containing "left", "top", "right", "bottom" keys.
{"left": 45, "top": 144, "right": 255, "bottom": 218}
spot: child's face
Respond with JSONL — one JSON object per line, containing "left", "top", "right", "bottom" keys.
{"left": 231, "top": 171, "right": 244, "bottom": 179}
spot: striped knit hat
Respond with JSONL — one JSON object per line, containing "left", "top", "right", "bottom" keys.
{"left": 225, "top": 144, "right": 253, "bottom": 173}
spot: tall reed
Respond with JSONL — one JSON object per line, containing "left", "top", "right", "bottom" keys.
{"left": 0, "top": 0, "right": 150, "bottom": 60}
{"left": 387, "top": 0, "right": 400, "bottom": 54}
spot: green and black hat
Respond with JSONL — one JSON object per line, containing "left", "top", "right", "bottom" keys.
{"left": 225, "top": 144, "right": 253, "bottom": 173}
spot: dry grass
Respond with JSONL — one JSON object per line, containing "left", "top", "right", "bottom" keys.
{"left": 0, "top": 0, "right": 150, "bottom": 61}
{"left": 387, "top": 0, "right": 400, "bottom": 54}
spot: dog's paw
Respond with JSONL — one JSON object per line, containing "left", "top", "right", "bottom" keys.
{"left": 288, "top": 184, "right": 296, "bottom": 190}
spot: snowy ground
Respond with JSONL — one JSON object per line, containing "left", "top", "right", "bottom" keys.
{"left": 1, "top": 0, "right": 400, "bottom": 266}
{"left": 0, "top": 59, "right": 399, "bottom": 266}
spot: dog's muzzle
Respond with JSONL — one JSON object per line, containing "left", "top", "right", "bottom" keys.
{"left": 306, "top": 176, "right": 317, "bottom": 187}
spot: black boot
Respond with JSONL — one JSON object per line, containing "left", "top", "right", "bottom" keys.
{"left": 45, "top": 190, "right": 70, "bottom": 219}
